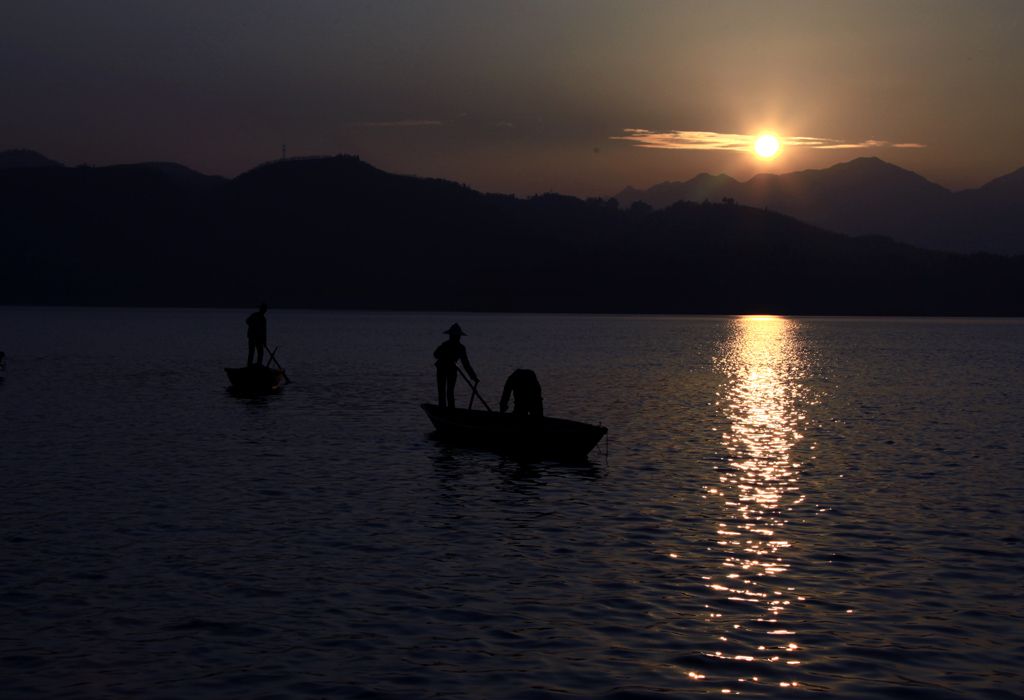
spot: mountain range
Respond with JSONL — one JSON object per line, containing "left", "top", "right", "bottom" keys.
{"left": 615, "top": 157, "right": 1024, "bottom": 255}
{"left": 1, "top": 149, "right": 1022, "bottom": 315}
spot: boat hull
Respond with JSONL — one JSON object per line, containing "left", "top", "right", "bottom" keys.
{"left": 421, "top": 403, "right": 607, "bottom": 460}
{"left": 225, "top": 365, "right": 285, "bottom": 392}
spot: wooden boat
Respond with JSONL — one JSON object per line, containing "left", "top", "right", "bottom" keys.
{"left": 224, "top": 365, "right": 285, "bottom": 392}
{"left": 422, "top": 403, "right": 607, "bottom": 460}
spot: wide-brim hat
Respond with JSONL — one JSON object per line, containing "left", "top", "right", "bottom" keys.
{"left": 443, "top": 323, "right": 466, "bottom": 336}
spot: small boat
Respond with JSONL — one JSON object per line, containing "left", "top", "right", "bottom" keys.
{"left": 422, "top": 403, "right": 607, "bottom": 461}
{"left": 224, "top": 365, "right": 285, "bottom": 393}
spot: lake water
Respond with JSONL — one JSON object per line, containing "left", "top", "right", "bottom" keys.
{"left": 1, "top": 308, "right": 1021, "bottom": 699}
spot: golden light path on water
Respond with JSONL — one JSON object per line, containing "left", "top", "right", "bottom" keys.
{"left": 705, "top": 316, "right": 811, "bottom": 690}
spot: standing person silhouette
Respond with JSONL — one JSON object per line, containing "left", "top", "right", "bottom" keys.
{"left": 434, "top": 323, "right": 477, "bottom": 408}
{"left": 246, "top": 303, "right": 268, "bottom": 366}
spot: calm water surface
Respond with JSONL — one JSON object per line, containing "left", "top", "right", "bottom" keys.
{"left": 1, "top": 308, "right": 1021, "bottom": 699}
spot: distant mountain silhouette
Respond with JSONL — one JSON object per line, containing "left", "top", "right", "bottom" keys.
{"left": 116, "top": 162, "right": 228, "bottom": 196}
{"left": 0, "top": 149, "right": 225, "bottom": 195}
{"left": 969, "top": 166, "right": 1024, "bottom": 204}
{"left": 0, "top": 148, "right": 64, "bottom": 168}
{"left": 1, "top": 153, "right": 1022, "bottom": 315}
{"left": 615, "top": 157, "right": 1024, "bottom": 255}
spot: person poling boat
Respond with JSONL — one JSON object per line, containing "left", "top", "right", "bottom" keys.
{"left": 425, "top": 327, "right": 607, "bottom": 459}
{"left": 246, "top": 303, "right": 268, "bottom": 366}
{"left": 433, "top": 323, "right": 478, "bottom": 408}
{"left": 421, "top": 366, "right": 605, "bottom": 460}
{"left": 224, "top": 303, "right": 287, "bottom": 392}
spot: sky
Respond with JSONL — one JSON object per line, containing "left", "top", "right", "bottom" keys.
{"left": 4, "top": 1, "right": 1024, "bottom": 198}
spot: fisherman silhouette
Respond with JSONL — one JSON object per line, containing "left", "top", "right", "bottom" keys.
{"left": 499, "top": 368, "right": 544, "bottom": 418}
{"left": 246, "top": 303, "right": 268, "bottom": 366}
{"left": 433, "top": 323, "right": 477, "bottom": 408}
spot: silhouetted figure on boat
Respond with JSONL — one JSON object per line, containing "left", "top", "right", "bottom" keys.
{"left": 246, "top": 303, "right": 268, "bottom": 366}
{"left": 499, "top": 369, "right": 544, "bottom": 418}
{"left": 434, "top": 323, "right": 477, "bottom": 408}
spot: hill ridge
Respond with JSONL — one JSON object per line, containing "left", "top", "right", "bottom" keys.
{"left": 1, "top": 152, "right": 1022, "bottom": 315}
{"left": 615, "top": 156, "right": 1022, "bottom": 254}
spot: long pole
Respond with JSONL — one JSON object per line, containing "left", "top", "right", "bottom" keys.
{"left": 456, "top": 365, "right": 491, "bottom": 412}
{"left": 264, "top": 344, "right": 291, "bottom": 383}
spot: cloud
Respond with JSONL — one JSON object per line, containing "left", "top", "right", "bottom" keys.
{"left": 612, "top": 129, "right": 925, "bottom": 150}
{"left": 789, "top": 137, "right": 926, "bottom": 149}
{"left": 611, "top": 129, "right": 752, "bottom": 150}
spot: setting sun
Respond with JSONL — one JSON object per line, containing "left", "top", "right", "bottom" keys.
{"left": 754, "top": 134, "right": 780, "bottom": 158}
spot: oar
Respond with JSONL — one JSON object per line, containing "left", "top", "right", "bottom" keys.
{"left": 456, "top": 365, "right": 491, "bottom": 412}
{"left": 264, "top": 344, "right": 292, "bottom": 383}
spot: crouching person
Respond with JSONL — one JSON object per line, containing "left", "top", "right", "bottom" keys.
{"left": 499, "top": 369, "right": 543, "bottom": 418}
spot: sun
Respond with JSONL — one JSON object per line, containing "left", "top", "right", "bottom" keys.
{"left": 754, "top": 133, "right": 780, "bottom": 158}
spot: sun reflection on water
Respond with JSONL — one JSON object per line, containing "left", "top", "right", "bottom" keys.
{"left": 703, "top": 316, "right": 811, "bottom": 688}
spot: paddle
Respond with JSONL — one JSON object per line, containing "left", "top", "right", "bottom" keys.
{"left": 264, "top": 344, "right": 292, "bottom": 384}
{"left": 456, "top": 364, "right": 491, "bottom": 412}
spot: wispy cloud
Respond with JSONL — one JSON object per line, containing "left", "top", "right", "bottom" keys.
{"left": 790, "top": 137, "right": 926, "bottom": 149}
{"left": 611, "top": 130, "right": 752, "bottom": 150}
{"left": 612, "top": 129, "right": 925, "bottom": 150}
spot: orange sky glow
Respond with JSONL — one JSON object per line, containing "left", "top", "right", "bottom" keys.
{"left": 3, "top": 1, "right": 1022, "bottom": 197}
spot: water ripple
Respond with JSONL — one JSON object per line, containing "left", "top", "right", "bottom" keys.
{"left": 0, "top": 310, "right": 1021, "bottom": 698}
